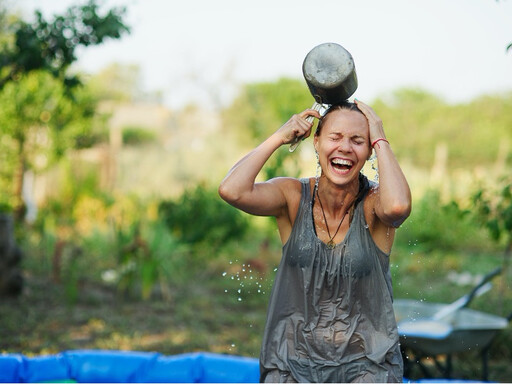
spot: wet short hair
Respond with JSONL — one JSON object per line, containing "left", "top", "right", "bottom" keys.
{"left": 315, "top": 101, "right": 364, "bottom": 136}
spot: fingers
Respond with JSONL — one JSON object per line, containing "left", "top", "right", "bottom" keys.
{"left": 291, "top": 113, "right": 312, "bottom": 139}
{"left": 354, "top": 99, "right": 378, "bottom": 119}
{"left": 279, "top": 109, "right": 319, "bottom": 145}
{"left": 299, "top": 108, "right": 322, "bottom": 121}
{"left": 355, "top": 99, "right": 386, "bottom": 141}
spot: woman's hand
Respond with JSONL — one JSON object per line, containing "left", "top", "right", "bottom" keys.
{"left": 275, "top": 108, "right": 322, "bottom": 145}
{"left": 354, "top": 99, "right": 386, "bottom": 143}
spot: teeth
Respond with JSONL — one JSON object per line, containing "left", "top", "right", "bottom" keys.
{"left": 331, "top": 158, "right": 352, "bottom": 166}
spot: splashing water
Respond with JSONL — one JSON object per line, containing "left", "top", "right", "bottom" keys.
{"left": 222, "top": 261, "right": 272, "bottom": 302}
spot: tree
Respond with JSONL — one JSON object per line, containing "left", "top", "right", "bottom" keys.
{"left": 0, "top": 1, "right": 129, "bottom": 216}
{"left": 0, "top": 0, "right": 129, "bottom": 90}
{"left": 0, "top": 70, "right": 99, "bottom": 214}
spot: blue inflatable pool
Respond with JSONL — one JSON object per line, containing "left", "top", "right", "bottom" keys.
{"left": 0, "top": 350, "right": 260, "bottom": 383}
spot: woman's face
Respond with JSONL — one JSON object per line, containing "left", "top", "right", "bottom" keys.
{"left": 314, "top": 108, "right": 371, "bottom": 185}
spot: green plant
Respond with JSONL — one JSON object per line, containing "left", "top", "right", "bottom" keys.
{"left": 158, "top": 184, "right": 249, "bottom": 250}
{"left": 472, "top": 175, "right": 512, "bottom": 312}
{"left": 473, "top": 176, "right": 512, "bottom": 253}
{"left": 122, "top": 126, "right": 157, "bottom": 146}
{"left": 395, "top": 189, "right": 491, "bottom": 253}
{"left": 116, "top": 220, "right": 190, "bottom": 300}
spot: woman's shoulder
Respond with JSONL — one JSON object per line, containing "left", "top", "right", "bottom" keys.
{"left": 268, "top": 177, "right": 312, "bottom": 201}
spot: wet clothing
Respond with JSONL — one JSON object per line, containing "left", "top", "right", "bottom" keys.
{"left": 260, "top": 177, "right": 403, "bottom": 383}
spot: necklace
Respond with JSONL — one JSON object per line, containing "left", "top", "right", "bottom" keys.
{"left": 316, "top": 188, "right": 350, "bottom": 249}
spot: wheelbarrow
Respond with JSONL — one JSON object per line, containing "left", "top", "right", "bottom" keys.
{"left": 393, "top": 267, "right": 511, "bottom": 381}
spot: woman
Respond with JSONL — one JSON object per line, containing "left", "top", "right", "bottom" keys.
{"left": 218, "top": 99, "right": 411, "bottom": 383}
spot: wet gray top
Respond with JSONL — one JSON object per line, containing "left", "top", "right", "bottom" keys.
{"left": 260, "top": 177, "right": 403, "bottom": 383}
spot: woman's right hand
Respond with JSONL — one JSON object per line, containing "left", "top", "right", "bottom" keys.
{"left": 275, "top": 108, "right": 322, "bottom": 145}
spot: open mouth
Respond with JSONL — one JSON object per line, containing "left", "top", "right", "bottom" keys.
{"left": 331, "top": 158, "right": 353, "bottom": 173}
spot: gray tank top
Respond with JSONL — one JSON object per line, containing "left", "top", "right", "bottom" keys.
{"left": 260, "top": 177, "right": 403, "bottom": 383}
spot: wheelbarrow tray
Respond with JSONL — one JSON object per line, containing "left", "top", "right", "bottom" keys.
{"left": 393, "top": 299, "right": 508, "bottom": 356}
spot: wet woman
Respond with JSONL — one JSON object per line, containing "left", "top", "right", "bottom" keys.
{"left": 218, "top": 100, "right": 411, "bottom": 383}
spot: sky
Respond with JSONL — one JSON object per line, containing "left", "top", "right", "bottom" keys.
{"left": 13, "top": 0, "right": 512, "bottom": 109}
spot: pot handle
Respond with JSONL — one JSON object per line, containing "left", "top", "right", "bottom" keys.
{"left": 289, "top": 102, "right": 323, "bottom": 152}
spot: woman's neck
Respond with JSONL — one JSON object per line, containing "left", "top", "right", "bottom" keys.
{"left": 316, "top": 175, "right": 359, "bottom": 215}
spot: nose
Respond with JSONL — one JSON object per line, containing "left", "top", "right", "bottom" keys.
{"left": 337, "top": 138, "right": 352, "bottom": 153}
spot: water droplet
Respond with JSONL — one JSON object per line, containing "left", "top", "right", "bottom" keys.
{"left": 237, "top": 297, "right": 242, "bottom": 301}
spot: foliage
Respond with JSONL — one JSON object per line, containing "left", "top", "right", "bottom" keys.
{"left": 0, "top": 71, "right": 100, "bottom": 211}
{"left": 115, "top": 219, "right": 190, "bottom": 300}
{"left": 373, "top": 89, "right": 512, "bottom": 168}
{"left": 122, "top": 126, "right": 158, "bottom": 146}
{"left": 158, "top": 184, "right": 249, "bottom": 250}
{"left": 0, "top": 0, "right": 129, "bottom": 90}
{"left": 0, "top": 0, "right": 129, "bottom": 214}
{"left": 394, "top": 189, "right": 492, "bottom": 253}
{"left": 472, "top": 176, "right": 512, "bottom": 244}
{"left": 472, "top": 175, "right": 512, "bottom": 271}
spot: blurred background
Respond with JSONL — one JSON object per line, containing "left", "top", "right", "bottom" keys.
{"left": 0, "top": 0, "right": 511, "bottom": 382}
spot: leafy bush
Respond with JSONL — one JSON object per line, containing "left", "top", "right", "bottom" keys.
{"left": 395, "top": 189, "right": 492, "bottom": 253}
{"left": 472, "top": 175, "right": 512, "bottom": 247}
{"left": 115, "top": 219, "right": 190, "bottom": 300}
{"left": 158, "top": 184, "right": 249, "bottom": 249}
{"left": 122, "top": 126, "right": 157, "bottom": 146}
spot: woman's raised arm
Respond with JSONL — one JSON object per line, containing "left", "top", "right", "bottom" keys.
{"left": 355, "top": 99, "right": 411, "bottom": 228}
{"left": 218, "top": 109, "right": 321, "bottom": 217}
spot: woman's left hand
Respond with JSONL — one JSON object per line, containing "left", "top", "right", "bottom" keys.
{"left": 354, "top": 99, "right": 386, "bottom": 143}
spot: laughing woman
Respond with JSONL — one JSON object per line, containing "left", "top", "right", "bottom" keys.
{"left": 218, "top": 100, "right": 411, "bottom": 383}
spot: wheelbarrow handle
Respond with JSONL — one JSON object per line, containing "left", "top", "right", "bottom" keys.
{"left": 465, "top": 267, "right": 502, "bottom": 308}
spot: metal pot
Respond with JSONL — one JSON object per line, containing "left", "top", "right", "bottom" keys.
{"left": 302, "top": 42, "right": 358, "bottom": 105}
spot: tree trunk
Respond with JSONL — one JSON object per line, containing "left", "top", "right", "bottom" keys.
{"left": 0, "top": 213, "right": 23, "bottom": 296}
